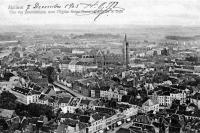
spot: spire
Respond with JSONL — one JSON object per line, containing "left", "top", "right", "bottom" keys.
{"left": 124, "top": 34, "right": 127, "bottom": 42}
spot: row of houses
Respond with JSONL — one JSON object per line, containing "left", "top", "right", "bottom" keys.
{"left": 59, "top": 59, "right": 98, "bottom": 73}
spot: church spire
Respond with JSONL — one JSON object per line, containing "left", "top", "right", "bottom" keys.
{"left": 122, "top": 34, "right": 129, "bottom": 69}
{"left": 124, "top": 34, "right": 127, "bottom": 42}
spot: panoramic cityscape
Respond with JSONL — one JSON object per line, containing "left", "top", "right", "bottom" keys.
{"left": 1, "top": 0, "right": 200, "bottom": 133}
{"left": 0, "top": 25, "right": 200, "bottom": 133}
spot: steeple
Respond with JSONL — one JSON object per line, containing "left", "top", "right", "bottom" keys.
{"left": 124, "top": 34, "right": 127, "bottom": 42}
{"left": 122, "top": 34, "right": 129, "bottom": 69}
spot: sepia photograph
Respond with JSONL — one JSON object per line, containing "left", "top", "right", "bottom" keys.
{"left": 0, "top": 0, "right": 200, "bottom": 132}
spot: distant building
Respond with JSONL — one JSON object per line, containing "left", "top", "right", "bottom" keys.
{"left": 72, "top": 49, "right": 85, "bottom": 54}
{"left": 94, "top": 50, "right": 123, "bottom": 67}
{"left": 67, "top": 60, "right": 97, "bottom": 73}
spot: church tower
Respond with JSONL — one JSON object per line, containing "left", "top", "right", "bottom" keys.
{"left": 123, "top": 34, "right": 129, "bottom": 69}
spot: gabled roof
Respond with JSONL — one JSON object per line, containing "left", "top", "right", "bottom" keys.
{"left": 68, "top": 97, "right": 81, "bottom": 107}
{"left": 30, "top": 90, "right": 41, "bottom": 95}
{"left": 69, "top": 60, "right": 79, "bottom": 65}
{"left": 12, "top": 87, "right": 31, "bottom": 95}
{"left": 134, "top": 114, "right": 151, "bottom": 125}
{"left": 143, "top": 98, "right": 159, "bottom": 107}
{"left": 38, "top": 94, "right": 48, "bottom": 101}
{"left": 60, "top": 60, "right": 71, "bottom": 64}
{"left": 191, "top": 92, "right": 200, "bottom": 100}
{"left": 116, "top": 128, "right": 131, "bottom": 133}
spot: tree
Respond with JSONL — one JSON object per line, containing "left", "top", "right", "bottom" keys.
{"left": 57, "top": 67, "right": 61, "bottom": 73}
{"left": 14, "top": 52, "right": 20, "bottom": 58}
{"left": 161, "top": 48, "right": 169, "bottom": 56}
{"left": 153, "top": 51, "right": 158, "bottom": 56}
{"left": 121, "top": 95, "right": 130, "bottom": 103}
{"left": 153, "top": 72, "right": 169, "bottom": 83}
{"left": 0, "top": 91, "right": 17, "bottom": 110}
{"left": 44, "top": 66, "right": 56, "bottom": 83}
{"left": 127, "top": 88, "right": 137, "bottom": 96}
{"left": 170, "top": 99, "right": 180, "bottom": 110}
{"left": 15, "top": 103, "right": 28, "bottom": 116}
{"left": 27, "top": 103, "right": 54, "bottom": 119}
{"left": 108, "top": 99, "right": 117, "bottom": 108}
{"left": 0, "top": 119, "right": 8, "bottom": 131}
{"left": 185, "top": 56, "right": 198, "bottom": 63}
{"left": 74, "top": 108, "right": 84, "bottom": 115}
{"left": 3, "top": 72, "right": 15, "bottom": 81}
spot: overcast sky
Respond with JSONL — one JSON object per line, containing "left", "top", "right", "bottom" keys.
{"left": 0, "top": 0, "right": 200, "bottom": 26}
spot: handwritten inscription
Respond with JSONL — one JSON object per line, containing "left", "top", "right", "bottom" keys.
{"left": 8, "top": 1, "right": 125, "bottom": 21}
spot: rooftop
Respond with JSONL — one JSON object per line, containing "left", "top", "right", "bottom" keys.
{"left": 58, "top": 97, "right": 71, "bottom": 104}
{"left": 12, "top": 87, "right": 31, "bottom": 95}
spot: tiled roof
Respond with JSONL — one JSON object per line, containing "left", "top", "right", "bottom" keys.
{"left": 30, "top": 90, "right": 41, "bottom": 95}
{"left": 92, "top": 113, "right": 103, "bottom": 121}
{"left": 12, "top": 87, "right": 31, "bottom": 95}
{"left": 157, "top": 91, "right": 170, "bottom": 96}
{"left": 116, "top": 128, "right": 131, "bottom": 133}
{"left": 80, "top": 99, "right": 91, "bottom": 105}
{"left": 79, "top": 115, "right": 90, "bottom": 123}
{"left": 143, "top": 98, "right": 159, "bottom": 107}
{"left": 38, "top": 94, "right": 47, "bottom": 100}
{"left": 60, "top": 60, "right": 71, "bottom": 64}
{"left": 129, "top": 126, "right": 143, "bottom": 133}
{"left": 95, "top": 107, "right": 116, "bottom": 116}
{"left": 33, "top": 85, "right": 42, "bottom": 92}
{"left": 76, "top": 61, "right": 85, "bottom": 65}
{"left": 58, "top": 97, "right": 71, "bottom": 104}
{"left": 134, "top": 114, "right": 151, "bottom": 125}
{"left": 68, "top": 97, "right": 81, "bottom": 107}
{"left": 59, "top": 113, "right": 79, "bottom": 120}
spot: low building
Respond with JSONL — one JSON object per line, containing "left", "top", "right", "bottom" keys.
{"left": 0, "top": 81, "right": 13, "bottom": 93}
{"left": 99, "top": 87, "right": 123, "bottom": 102}
{"left": 59, "top": 60, "right": 71, "bottom": 70}
{"left": 10, "top": 87, "right": 40, "bottom": 105}
{"left": 61, "top": 97, "right": 82, "bottom": 113}
{"left": 190, "top": 92, "right": 200, "bottom": 109}
{"left": 142, "top": 98, "right": 159, "bottom": 113}
{"left": 79, "top": 99, "right": 92, "bottom": 110}
{"left": 58, "top": 97, "right": 72, "bottom": 109}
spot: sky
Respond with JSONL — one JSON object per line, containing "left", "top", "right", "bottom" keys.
{"left": 0, "top": 0, "right": 200, "bottom": 26}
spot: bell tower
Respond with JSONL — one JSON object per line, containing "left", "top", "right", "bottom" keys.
{"left": 123, "top": 34, "right": 129, "bottom": 69}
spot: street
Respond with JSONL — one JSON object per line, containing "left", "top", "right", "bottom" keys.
{"left": 107, "top": 121, "right": 133, "bottom": 133}
{"left": 53, "top": 81, "right": 95, "bottom": 100}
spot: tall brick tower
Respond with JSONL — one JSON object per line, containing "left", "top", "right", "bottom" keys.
{"left": 123, "top": 34, "right": 129, "bottom": 68}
